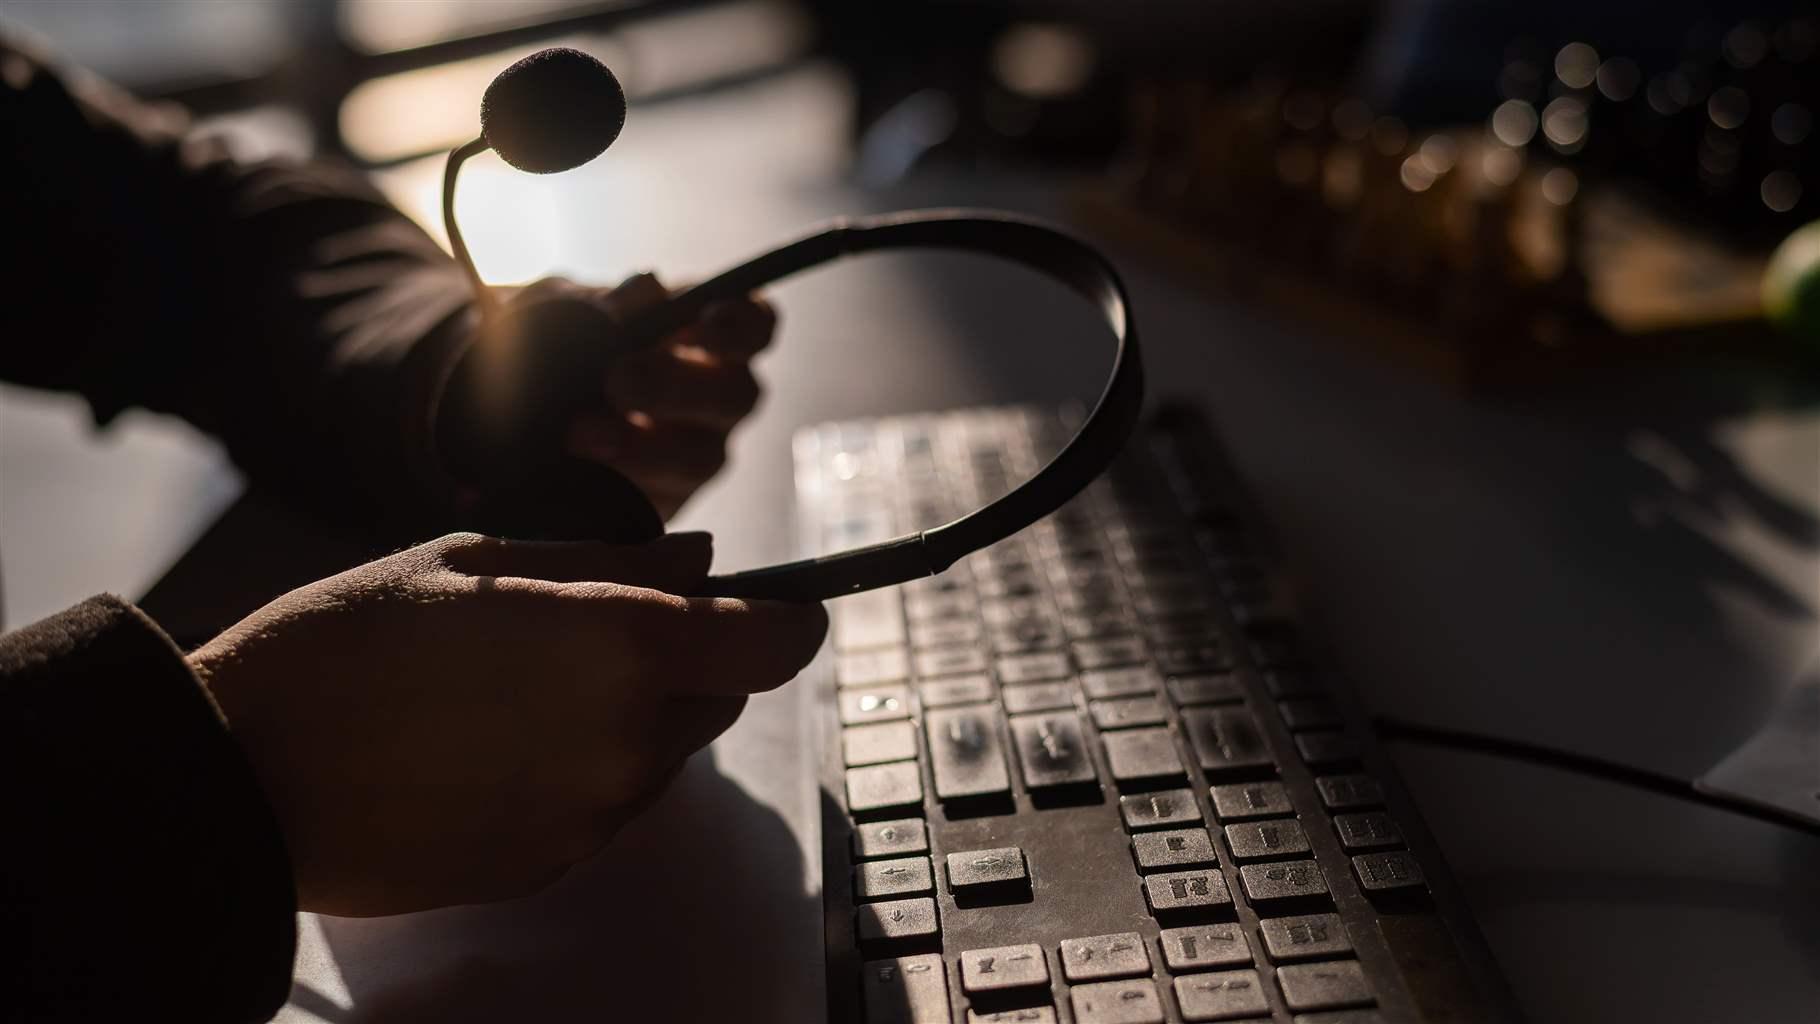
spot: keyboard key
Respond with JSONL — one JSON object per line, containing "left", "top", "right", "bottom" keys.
{"left": 845, "top": 722, "right": 918, "bottom": 767}
{"left": 1209, "top": 781, "right": 1293, "bottom": 821}
{"left": 1158, "top": 923, "right": 1252, "bottom": 971}
{"left": 926, "top": 707, "right": 1011, "bottom": 802}
{"left": 1073, "top": 637, "right": 1147, "bottom": 669}
{"left": 917, "top": 647, "right": 990, "bottom": 679}
{"left": 906, "top": 592, "right": 976, "bottom": 622}
{"left": 959, "top": 943, "right": 1048, "bottom": 994}
{"left": 1239, "top": 860, "right": 1329, "bottom": 905}
{"left": 857, "top": 897, "right": 940, "bottom": 945}
{"left": 1278, "top": 698, "right": 1341, "bottom": 731}
{"left": 997, "top": 651, "right": 1073, "bottom": 684}
{"left": 1060, "top": 931, "right": 1151, "bottom": 982}
{"left": 1352, "top": 852, "right": 1426, "bottom": 894}
{"left": 1062, "top": 610, "right": 1138, "bottom": 641}
{"left": 981, "top": 597, "right": 1048, "bottom": 627}
{"left": 1183, "top": 708, "right": 1274, "bottom": 775}
{"left": 1089, "top": 696, "right": 1167, "bottom": 730}
{"left": 1001, "top": 682, "right": 1076, "bottom": 714}
{"left": 1333, "top": 812, "right": 1402, "bottom": 851}
{"left": 841, "top": 685, "right": 912, "bottom": 725}
{"left": 1008, "top": 712, "right": 1098, "bottom": 790}
{"left": 912, "top": 618, "right": 984, "bottom": 649}
{"left": 1223, "top": 819, "right": 1311, "bottom": 861}
{"left": 1259, "top": 914, "right": 1353, "bottom": 961}
{"left": 989, "top": 621, "right": 1067, "bottom": 654}
{"left": 1070, "top": 978, "right": 1165, "bottom": 1024}
{"left": 846, "top": 762, "right": 924, "bottom": 814}
{"left": 1133, "top": 828, "right": 1218, "bottom": 870}
{"left": 857, "top": 857, "right": 934, "bottom": 900}
{"left": 1167, "top": 674, "right": 1244, "bottom": 706}
{"left": 1276, "top": 961, "right": 1374, "bottom": 1011}
{"left": 1081, "top": 667, "right": 1162, "bottom": 699}
{"left": 1295, "top": 731, "right": 1358, "bottom": 765}
{"left": 1264, "top": 670, "right": 1323, "bottom": 697}
{"left": 862, "top": 954, "right": 948, "bottom": 1024}
{"left": 946, "top": 846, "right": 1028, "bottom": 894}
{"left": 1172, "top": 969, "right": 1269, "bottom": 1021}
{"left": 918, "top": 673, "right": 994, "bottom": 708}
{"left": 1119, "top": 789, "right": 1203, "bottom": 831}
{"left": 835, "top": 591, "right": 905, "bottom": 651}
{"left": 1103, "top": 728, "right": 1185, "bottom": 784}
{"left": 1154, "top": 642, "right": 1231, "bottom": 675}
{"left": 854, "top": 818, "right": 927, "bottom": 859}
{"left": 837, "top": 648, "right": 910, "bottom": 687}
{"left": 1315, "top": 775, "right": 1383, "bottom": 810}
{"left": 970, "top": 1009, "right": 1056, "bottom": 1024}
{"left": 978, "top": 568, "right": 1044, "bottom": 599}
{"left": 1291, "top": 1012, "right": 1386, "bottom": 1024}
{"left": 1143, "top": 869, "right": 1232, "bottom": 916}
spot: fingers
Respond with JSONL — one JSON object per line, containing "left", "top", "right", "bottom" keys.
{"left": 436, "top": 531, "right": 713, "bottom": 593}
{"left": 601, "top": 357, "right": 762, "bottom": 429}
{"left": 597, "top": 272, "right": 669, "bottom": 322}
{"left": 606, "top": 596, "right": 829, "bottom": 695}
{"left": 690, "top": 296, "right": 777, "bottom": 360}
{"left": 568, "top": 417, "right": 728, "bottom": 500}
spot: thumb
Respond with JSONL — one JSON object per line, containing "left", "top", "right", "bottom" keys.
{"left": 446, "top": 531, "right": 713, "bottom": 593}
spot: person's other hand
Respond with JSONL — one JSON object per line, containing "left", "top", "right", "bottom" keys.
{"left": 186, "top": 531, "right": 825, "bottom": 917}
{"left": 566, "top": 273, "right": 777, "bottom": 519}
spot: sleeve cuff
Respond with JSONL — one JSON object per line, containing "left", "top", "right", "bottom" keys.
{"left": 1, "top": 595, "right": 297, "bottom": 1022}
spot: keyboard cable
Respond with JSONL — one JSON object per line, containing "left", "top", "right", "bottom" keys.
{"left": 1372, "top": 715, "right": 1820, "bottom": 841}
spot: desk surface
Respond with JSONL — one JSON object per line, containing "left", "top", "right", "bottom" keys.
{"left": 4, "top": 64, "right": 1818, "bottom": 1023}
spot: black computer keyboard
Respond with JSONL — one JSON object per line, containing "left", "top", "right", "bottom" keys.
{"left": 800, "top": 404, "right": 1521, "bottom": 1024}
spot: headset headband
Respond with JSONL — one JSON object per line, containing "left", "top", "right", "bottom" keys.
{"left": 607, "top": 209, "right": 1144, "bottom": 601}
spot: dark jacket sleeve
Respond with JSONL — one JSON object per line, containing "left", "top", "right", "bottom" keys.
{"left": 0, "top": 30, "right": 477, "bottom": 527}
{"left": 1, "top": 597, "right": 297, "bottom": 1023}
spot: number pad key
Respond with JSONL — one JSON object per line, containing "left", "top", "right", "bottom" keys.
{"left": 1009, "top": 712, "right": 1098, "bottom": 789}
{"left": 1089, "top": 696, "right": 1167, "bottom": 730}
{"left": 1132, "top": 828, "right": 1218, "bottom": 870}
{"left": 1143, "top": 869, "right": 1232, "bottom": 916}
{"left": 959, "top": 943, "right": 1049, "bottom": 994}
{"left": 1172, "top": 969, "right": 1269, "bottom": 1021}
{"left": 1158, "top": 923, "right": 1252, "bottom": 971}
{"left": 1070, "top": 979, "right": 1165, "bottom": 1024}
{"left": 917, "top": 647, "right": 990, "bottom": 679}
{"left": 1001, "top": 682, "right": 1076, "bottom": 714}
{"left": 926, "top": 707, "right": 1011, "bottom": 801}
{"left": 1276, "top": 961, "right": 1374, "bottom": 1012}
{"left": 1259, "top": 913, "right": 1353, "bottom": 961}
{"left": 1119, "top": 789, "right": 1203, "bottom": 831}
{"left": 1238, "top": 859, "right": 1329, "bottom": 905}
{"left": 862, "top": 954, "right": 948, "bottom": 1024}
{"left": 1316, "top": 774, "right": 1384, "bottom": 810}
{"left": 1334, "top": 812, "right": 1403, "bottom": 851}
{"left": 1353, "top": 851, "right": 1426, "bottom": 894}
{"left": 1209, "top": 781, "right": 1293, "bottom": 821}
{"left": 1073, "top": 637, "right": 1147, "bottom": 669}
{"left": 1060, "top": 931, "right": 1151, "bottom": 982}
{"left": 838, "top": 648, "right": 910, "bottom": 687}
{"left": 1182, "top": 708, "right": 1273, "bottom": 775}
{"left": 1223, "top": 819, "right": 1312, "bottom": 861}
{"left": 1166, "top": 674, "right": 1244, "bottom": 706}
{"left": 844, "top": 722, "right": 917, "bottom": 767}
{"left": 918, "top": 673, "right": 994, "bottom": 708}
{"left": 841, "top": 685, "right": 912, "bottom": 725}
{"left": 1103, "top": 728, "right": 1185, "bottom": 784}
{"left": 1081, "top": 667, "right": 1162, "bottom": 699}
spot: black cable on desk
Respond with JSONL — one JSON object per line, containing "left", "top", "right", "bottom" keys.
{"left": 1373, "top": 716, "right": 1820, "bottom": 842}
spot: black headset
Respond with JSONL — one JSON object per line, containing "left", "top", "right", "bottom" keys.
{"left": 441, "top": 48, "right": 1143, "bottom": 601}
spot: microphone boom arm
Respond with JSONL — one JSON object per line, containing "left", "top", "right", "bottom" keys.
{"left": 443, "top": 136, "right": 501, "bottom": 319}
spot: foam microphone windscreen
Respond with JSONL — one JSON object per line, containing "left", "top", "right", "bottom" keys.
{"left": 480, "top": 47, "right": 627, "bottom": 174}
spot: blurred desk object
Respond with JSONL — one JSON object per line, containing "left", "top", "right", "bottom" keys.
{"left": 5, "top": 50, "right": 1819, "bottom": 1024}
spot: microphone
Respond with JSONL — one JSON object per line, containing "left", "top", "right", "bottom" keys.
{"left": 436, "top": 47, "right": 665, "bottom": 546}
{"left": 442, "top": 47, "right": 628, "bottom": 310}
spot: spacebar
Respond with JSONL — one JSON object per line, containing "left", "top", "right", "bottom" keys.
{"left": 926, "top": 706, "right": 1011, "bottom": 801}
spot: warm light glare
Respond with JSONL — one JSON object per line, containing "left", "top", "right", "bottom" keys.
{"left": 341, "top": 0, "right": 622, "bottom": 54}
{"left": 376, "top": 151, "right": 565, "bottom": 285}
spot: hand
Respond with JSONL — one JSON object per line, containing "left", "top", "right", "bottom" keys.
{"left": 187, "top": 531, "right": 826, "bottom": 917}
{"left": 569, "top": 273, "right": 777, "bottom": 519}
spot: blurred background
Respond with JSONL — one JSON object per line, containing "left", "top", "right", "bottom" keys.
{"left": 5, "top": 4, "right": 1820, "bottom": 1022}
